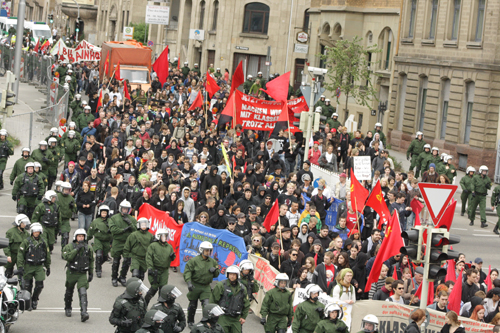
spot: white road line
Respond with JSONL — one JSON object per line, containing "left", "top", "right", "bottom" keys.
{"left": 453, "top": 228, "right": 468, "bottom": 230}
{"left": 38, "top": 307, "right": 102, "bottom": 310}
{"left": 35, "top": 308, "right": 203, "bottom": 313}
{"left": 0, "top": 215, "right": 18, "bottom": 217}
{"left": 473, "top": 234, "right": 498, "bottom": 237}
{"left": 474, "top": 230, "right": 491, "bottom": 232}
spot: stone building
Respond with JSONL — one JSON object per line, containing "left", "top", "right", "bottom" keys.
{"left": 306, "top": 0, "right": 401, "bottom": 134}
{"left": 388, "top": 0, "right": 499, "bottom": 172}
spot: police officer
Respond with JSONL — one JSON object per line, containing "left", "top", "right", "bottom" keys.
{"left": 145, "top": 228, "right": 176, "bottom": 305}
{"left": 123, "top": 217, "right": 154, "bottom": 281}
{"left": 415, "top": 144, "right": 431, "bottom": 178}
{"left": 12, "top": 161, "right": 44, "bottom": 219}
{"left": 327, "top": 113, "right": 342, "bottom": 131}
{"left": 31, "top": 140, "right": 56, "bottom": 176}
{"left": 109, "top": 200, "right": 136, "bottom": 287}
{"left": 0, "top": 128, "right": 13, "bottom": 189}
{"left": 77, "top": 106, "right": 95, "bottom": 131}
{"left": 61, "top": 130, "right": 80, "bottom": 166}
{"left": 137, "top": 310, "right": 168, "bottom": 333}
{"left": 492, "top": 182, "right": 500, "bottom": 235}
{"left": 61, "top": 121, "right": 83, "bottom": 145}
{"left": 460, "top": 167, "right": 476, "bottom": 217}
{"left": 62, "top": 229, "right": 94, "bottom": 321}
{"left": 357, "top": 315, "right": 379, "bottom": 333}
{"left": 47, "top": 137, "right": 60, "bottom": 189}
{"left": 17, "top": 222, "right": 51, "bottom": 310}
{"left": 210, "top": 265, "right": 250, "bottom": 333}
{"left": 406, "top": 132, "right": 426, "bottom": 177}
{"left": 314, "top": 303, "right": 348, "bottom": 333}
{"left": 291, "top": 284, "right": 325, "bottom": 333}
{"left": 214, "top": 68, "right": 222, "bottom": 79}
{"left": 374, "top": 123, "right": 386, "bottom": 148}
{"left": 322, "top": 99, "right": 335, "bottom": 119}
{"left": 4, "top": 214, "right": 30, "bottom": 278}
{"left": 151, "top": 285, "right": 186, "bottom": 333}
{"left": 182, "top": 62, "right": 190, "bottom": 77}
{"left": 238, "top": 259, "right": 259, "bottom": 304}
{"left": 469, "top": 165, "right": 491, "bottom": 228}
{"left": 58, "top": 182, "right": 77, "bottom": 253}
{"left": 10, "top": 147, "right": 34, "bottom": 185}
{"left": 260, "top": 273, "right": 293, "bottom": 333}
{"left": 315, "top": 95, "right": 326, "bottom": 109}
{"left": 33, "top": 162, "right": 48, "bottom": 189}
{"left": 421, "top": 146, "right": 440, "bottom": 175}
{"left": 243, "top": 75, "right": 253, "bottom": 94}
{"left": 109, "top": 280, "right": 148, "bottom": 332}
{"left": 45, "top": 127, "right": 61, "bottom": 146}
{"left": 190, "top": 304, "right": 225, "bottom": 333}
{"left": 70, "top": 94, "right": 83, "bottom": 118}
{"left": 31, "top": 190, "right": 59, "bottom": 253}
{"left": 192, "top": 63, "right": 201, "bottom": 76}
{"left": 88, "top": 205, "right": 112, "bottom": 278}
{"left": 184, "top": 241, "right": 220, "bottom": 328}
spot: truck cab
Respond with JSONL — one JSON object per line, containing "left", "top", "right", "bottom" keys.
{"left": 120, "top": 65, "right": 151, "bottom": 92}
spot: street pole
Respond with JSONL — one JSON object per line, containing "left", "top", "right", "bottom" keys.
{"left": 13, "top": 0, "right": 25, "bottom": 103}
{"left": 420, "top": 207, "right": 432, "bottom": 310}
{"left": 303, "top": 77, "right": 316, "bottom": 162}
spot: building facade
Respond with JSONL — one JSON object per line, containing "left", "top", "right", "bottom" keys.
{"left": 306, "top": 0, "right": 401, "bottom": 134}
{"left": 388, "top": 0, "right": 499, "bottom": 171}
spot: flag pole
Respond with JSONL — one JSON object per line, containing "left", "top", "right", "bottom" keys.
{"left": 232, "top": 92, "right": 237, "bottom": 145}
{"left": 204, "top": 89, "right": 208, "bottom": 130}
{"left": 354, "top": 196, "right": 361, "bottom": 234}
{"left": 278, "top": 214, "right": 284, "bottom": 269}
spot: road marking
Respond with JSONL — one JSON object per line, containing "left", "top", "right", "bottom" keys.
{"left": 474, "top": 229, "right": 491, "bottom": 232}
{"left": 453, "top": 228, "right": 468, "bottom": 231}
{"left": 0, "top": 215, "right": 18, "bottom": 218}
{"left": 472, "top": 234, "right": 498, "bottom": 237}
{"left": 38, "top": 307, "right": 102, "bottom": 310}
{"left": 35, "top": 308, "right": 203, "bottom": 313}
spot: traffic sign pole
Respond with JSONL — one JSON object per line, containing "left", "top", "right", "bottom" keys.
{"left": 420, "top": 223, "right": 433, "bottom": 310}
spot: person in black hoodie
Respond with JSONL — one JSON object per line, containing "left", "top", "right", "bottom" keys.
{"left": 209, "top": 205, "right": 228, "bottom": 229}
{"left": 171, "top": 200, "right": 189, "bottom": 224}
{"left": 267, "top": 181, "right": 280, "bottom": 202}
{"left": 234, "top": 213, "right": 250, "bottom": 238}
{"left": 259, "top": 194, "right": 273, "bottom": 217}
{"left": 264, "top": 153, "right": 285, "bottom": 175}
{"left": 300, "top": 232, "right": 316, "bottom": 255}
{"left": 280, "top": 247, "right": 301, "bottom": 287}
{"left": 150, "top": 185, "right": 168, "bottom": 211}
{"left": 253, "top": 151, "right": 268, "bottom": 167}
{"left": 353, "top": 252, "right": 369, "bottom": 300}
{"left": 236, "top": 188, "right": 256, "bottom": 214}
{"left": 207, "top": 138, "right": 219, "bottom": 165}
{"left": 264, "top": 242, "right": 283, "bottom": 272}
{"left": 200, "top": 165, "right": 223, "bottom": 199}
{"left": 253, "top": 185, "right": 267, "bottom": 206}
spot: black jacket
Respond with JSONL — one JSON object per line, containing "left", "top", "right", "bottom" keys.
{"left": 76, "top": 189, "right": 95, "bottom": 215}
{"left": 405, "top": 322, "right": 421, "bottom": 333}
{"left": 280, "top": 259, "right": 301, "bottom": 287}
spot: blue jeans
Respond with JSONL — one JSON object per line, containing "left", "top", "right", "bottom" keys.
{"left": 78, "top": 212, "right": 93, "bottom": 231}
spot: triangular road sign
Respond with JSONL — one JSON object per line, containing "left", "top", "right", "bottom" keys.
{"left": 418, "top": 183, "right": 458, "bottom": 225}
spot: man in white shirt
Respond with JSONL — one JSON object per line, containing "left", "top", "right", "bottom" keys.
{"left": 286, "top": 202, "right": 300, "bottom": 227}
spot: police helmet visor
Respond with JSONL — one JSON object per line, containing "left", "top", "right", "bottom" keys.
{"left": 63, "top": 187, "right": 71, "bottom": 195}
{"left": 138, "top": 282, "right": 149, "bottom": 295}
{"left": 209, "top": 306, "right": 225, "bottom": 317}
{"left": 170, "top": 287, "right": 182, "bottom": 298}
{"left": 152, "top": 311, "right": 168, "bottom": 323}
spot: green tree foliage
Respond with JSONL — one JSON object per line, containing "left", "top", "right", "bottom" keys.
{"left": 130, "top": 23, "right": 149, "bottom": 44}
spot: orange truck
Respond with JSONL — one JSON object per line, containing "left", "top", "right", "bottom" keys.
{"left": 100, "top": 40, "right": 152, "bottom": 92}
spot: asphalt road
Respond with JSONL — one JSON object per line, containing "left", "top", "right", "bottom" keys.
{"left": 1, "top": 79, "right": 499, "bottom": 332}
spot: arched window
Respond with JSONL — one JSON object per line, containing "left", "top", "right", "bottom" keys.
{"left": 212, "top": 0, "right": 219, "bottom": 31}
{"left": 199, "top": 1, "right": 205, "bottom": 29}
{"left": 242, "top": 3, "right": 270, "bottom": 34}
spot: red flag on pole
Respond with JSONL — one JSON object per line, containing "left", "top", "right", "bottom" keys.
{"left": 217, "top": 93, "right": 234, "bottom": 129}
{"left": 96, "top": 90, "right": 103, "bottom": 109}
{"left": 177, "top": 53, "right": 180, "bottom": 70}
{"left": 484, "top": 265, "right": 493, "bottom": 291}
{"left": 230, "top": 61, "right": 245, "bottom": 97}
{"left": 350, "top": 169, "right": 369, "bottom": 213}
{"left": 365, "top": 181, "right": 391, "bottom": 229}
{"left": 364, "top": 212, "right": 404, "bottom": 292}
{"left": 263, "top": 199, "right": 279, "bottom": 233}
{"left": 123, "top": 81, "right": 131, "bottom": 100}
{"left": 413, "top": 280, "right": 435, "bottom": 306}
{"left": 260, "top": 71, "right": 290, "bottom": 102}
{"left": 103, "top": 52, "right": 110, "bottom": 75}
{"left": 410, "top": 198, "right": 424, "bottom": 226}
{"left": 114, "top": 61, "right": 122, "bottom": 81}
{"left": 448, "top": 269, "right": 463, "bottom": 313}
{"left": 205, "top": 71, "right": 221, "bottom": 98}
{"left": 188, "top": 91, "right": 203, "bottom": 111}
{"left": 445, "top": 260, "right": 456, "bottom": 283}
{"left": 40, "top": 40, "right": 50, "bottom": 53}
{"left": 435, "top": 199, "right": 457, "bottom": 230}
{"left": 152, "top": 46, "right": 169, "bottom": 85}
{"left": 34, "top": 40, "right": 40, "bottom": 53}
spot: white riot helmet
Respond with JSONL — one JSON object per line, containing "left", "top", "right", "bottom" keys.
{"left": 479, "top": 165, "right": 489, "bottom": 174}
{"left": 48, "top": 137, "right": 58, "bottom": 146}
{"left": 0, "top": 129, "right": 7, "bottom": 137}
{"left": 416, "top": 131, "right": 423, "bottom": 138}
{"left": 247, "top": 74, "right": 253, "bottom": 79}
{"left": 54, "top": 180, "right": 62, "bottom": 191}
{"left": 67, "top": 64, "right": 72, "bottom": 69}
{"left": 332, "top": 113, "right": 339, "bottom": 118}
{"left": 238, "top": 259, "right": 254, "bottom": 275}
{"left": 63, "top": 83, "right": 70, "bottom": 91}
{"left": 50, "top": 127, "right": 58, "bottom": 135}
{"left": 67, "top": 69, "right": 73, "bottom": 74}
{"left": 119, "top": 200, "right": 132, "bottom": 215}
{"left": 199, "top": 241, "right": 213, "bottom": 256}
{"left": 155, "top": 229, "right": 169, "bottom": 242}
{"left": 431, "top": 146, "right": 439, "bottom": 153}
{"left": 375, "top": 122, "right": 382, "bottom": 128}
{"left": 304, "top": 284, "right": 322, "bottom": 300}
{"left": 81, "top": 100, "right": 88, "bottom": 105}
{"left": 65, "top": 75, "right": 72, "bottom": 82}
{"left": 68, "top": 130, "right": 75, "bottom": 138}
{"left": 73, "top": 228, "right": 87, "bottom": 241}
{"left": 273, "top": 273, "right": 290, "bottom": 290}
{"left": 423, "top": 144, "right": 431, "bottom": 150}
{"left": 75, "top": 94, "right": 81, "bottom": 100}
{"left": 21, "top": 147, "right": 30, "bottom": 155}
{"left": 466, "top": 166, "right": 476, "bottom": 174}
{"left": 39, "top": 140, "right": 48, "bottom": 148}
{"left": 33, "top": 162, "right": 42, "bottom": 171}
{"left": 98, "top": 205, "right": 110, "bottom": 216}
{"left": 324, "top": 303, "right": 343, "bottom": 320}
{"left": 440, "top": 152, "right": 447, "bottom": 160}
{"left": 325, "top": 98, "right": 330, "bottom": 103}
{"left": 69, "top": 121, "right": 76, "bottom": 129}
{"left": 315, "top": 106, "right": 322, "bottom": 112}
{"left": 226, "top": 265, "right": 240, "bottom": 279}
{"left": 61, "top": 182, "right": 72, "bottom": 195}
{"left": 44, "top": 190, "right": 58, "bottom": 202}
{"left": 444, "top": 155, "right": 453, "bottom": 163}
{"left": 84, "top": 105, "right": 91, "bottom": 111}
{"left": 361, "top": 314, "right": 379, "bottom": 332}
{"left": 25, "top": 161, "right": 35, "bottom": 171}
{"left": 136, "top": 217, "right": 149, "bottom": 230}
{"left": 30, "top": 222, "right": 43, "bottom": 235}
{"left": 14, "top": 214, "right": 30, "bottom": 228}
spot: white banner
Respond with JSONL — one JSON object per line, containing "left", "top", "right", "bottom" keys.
{"left": 146, "top": 5, "right": 170, "bottom": 25}
{"left": 50, "top": 40, "right": 102, "bottom": 63}
{"left": 353, "top": 156, "right": 372, "bottom": 180}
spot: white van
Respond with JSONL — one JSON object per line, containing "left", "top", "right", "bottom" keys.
{"left": 25, "top": 21, "right": 52, "bottom": 44}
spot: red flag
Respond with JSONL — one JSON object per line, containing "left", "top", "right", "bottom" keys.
{"left": 484, "top": 265, "right": 493, "bottom": 291}
{"left": 152, "top": 46, "right": 169, "bottom": 85}
{"left": 103, "top": 51, "right": 110, "bottom": 75}
{"left": 436, "top": 199, "right": 457, "bottom": 230}
{"left": 218, "top": 93, "right": 234, "bottom": 129}
{"left": 260, "top": 71, "right": 290, "bottom": 102}
{"left": 230, "top": 61, "right": 245, "bottom": 97}
{"left": 177, "top": 53, "right": 180, "bottom": 70}
{"left": 448, "top": 269, "right": 463, "bottom": 313}
{"left": 364, "top": 212, "right": 404, "bottom": 292}
{"left": 414, "top": 280, "right": 435, "bottom": 306}
{"left": 365, "top": 181, "right": 391, "bottom": 229}
{"left": 188, "top": 91, "right": 203, "bottom": 111}
{"left": 96, "top": 90, "right": 103, "bottom": 109}
{"left": 114, "top": 61, "right": 121, "bottom": 81}
{"left": 205, "top": 71, "right": 221, "bottom": 98}
{"left": 123, "top": 81, "right": 131, "bottom": 100}
{"left": 40, "top": 40, "right": 50, "bottom": 53}
{"left": 390, "top": 267, "right": 398, "bottom": 296}
{"left": 350, "top": 169, "right": 369, "bottom": 213}
{"left": 410, "top": 198, "right": 424, "bottom": 226}
{"left": 271, "top": 103, "right": 290, "bottom": 136}
{"left": 445, "top": 260, "right": 456, "bottom": 283}
{"left": 34, "top": 39, "right": 40, "bottom": 53}
{"left": 263, "top": 199, "right": 279, "bottom": 233}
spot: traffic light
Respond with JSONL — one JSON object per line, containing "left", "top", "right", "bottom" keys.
{"left": 313, "top": 107, "right": 326, "bottom": 132}
{"left": 75, "top": 19, "right": 80, "bottom": 32}
{"left": 48, "top": 14, "right": 54, "bottom": 24}
{"left": 293, "top": 111, "right": 310, "bottom": 132}
{"left": 0, "top": 237, "right": 9, "bottom": 266}
{"left": 400, "top": 226, "right": 424, "bottom": 263}
{"left": 426, "top": 228, "right": 461, "bottom": 281}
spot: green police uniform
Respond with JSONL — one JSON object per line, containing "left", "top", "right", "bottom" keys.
{"left": 10, "top": 156, "right": 34, "bottom": 185}
{"left": 260, "top": 286, "right": 293, "bottom": 332}
{"left": 421, "top": 153, "right": 440, "bottom": 174}
{"left": 4, "top": 225, "right": 29, "bottom": 277}
{"left": 109, "top": 290, "right": 147, "bottom": 332}
{"left": 151, "top": 302, "right": 186, "bottom": 333}
{"left": 214, "top": 71, "right": 222, "bottom": 79}
{"left": 314, "top": 99, "right": 325, "bottom": 109}
{"left": 17, "top": 234, "right": 51, "bottom": 308}
{"left": 47, "top": 145, "right": 60, "bottom": 188}
{"left": 469, "top": 174, "right": 492, "bottom": 226}
{"left": 61, "top": 135, "right": 80, "bottom": 165}
{"left": 109, "top": 213, "right": 136, "bottom": 284}
{"left": 0, "top": 137, "right": 14, "bottom": 188}
{"left": 491, "top": 185, "right": 500, "bottom": 233}
{"left": 31, "top": 147, "right": 56, "bottom": 176}
{"left": 190, "top": 321, "right": 225, "bottom": 333}
{"left": 123, "top": 229, "right": 154, "bottom": 278}
{"left": 57, "top": 192, "right": 77, "bottom": 250}
{"left": 210, "top": 280, "right": 250, "bottom": 333}
{"left": 62, "top": 239, "right": 94, "bottom": 320}
{"left": 31, "top": 200, "right": 60, "bottom": 252}
{"left": 192, "top": 67, "right": 201, "bottom": 76}
{"left": 374, "top": 129, "right": 386, "bottom": 148}
{"left": 45, "top": 134, "right": 61, "bottom": 147}
{"left": 438, "top": 163, "right": 457, "bottom": 183}
{"left": 182, "top": 66, "right": 190, "bottom": 77}
{"left": 321, "top": 104, "right": 335, "bottom": 119}
{"left": 415, "top": 151, "right": 430, "bottom": 178}
{"left": 184, "top": 254, "right": 220, "bottom": 324}
{"left": 314, "top": 318, "right": 348, "bottom": 333}
{"left": 243, "top": 79, "right": 253, "bottom": 94}
{"left": 240, "top": 274, "right": 259, "bottom": 304}
{"left": 145, "top": 240, "right": 175, "bottom": 303}
{"left": 35, "top": 170, "right": 48, "bottom": 189}
{"left": 406, "top": 138, "right": 426, "bottom": 173}
{"left": 56, "top": 65, "right": 68, "bottom": 77}
{"left": 61, "top": 129, "right": 83, "bottom": 146}
{"left": 460, "top": 173, "right": 475, "bottom": 217}
{"left": 88, "top": 216, "right": 112, "bottom": 277}
{"left": 12, "top": 172, "right": 44, "bottom": 218}
{"left": 292, "top": 299, "right": 325, "bottom": 333}
{"left": 70, "top": 100, "right": 83, "bottom": 119}
{"left": 327, "top": 118, "right": 342, "bottom": 131}
{"left": 76, "top": 112, "right": 95, "bottom": 131}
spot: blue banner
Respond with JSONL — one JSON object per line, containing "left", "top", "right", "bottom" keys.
{"left": 179, "top": 222, "right": 248, "bottom": 281}
{"left": 324, "top": 199, "right": 364, "bottom": 232}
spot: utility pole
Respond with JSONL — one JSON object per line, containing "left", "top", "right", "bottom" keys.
{"left": 13, "top": 0, "right": 25, "bottom": 103}
{"left": 303, "top": 67, "right": 327, "bottom": 162}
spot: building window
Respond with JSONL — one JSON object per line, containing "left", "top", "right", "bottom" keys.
{"left": 429, "top": 0, "right": 439, "bottom": 39}
{"left": 464, "top": 81, "right": 475, "bottom": 144}
{"left": 379, "top": 29, "right": 393, "bottom": 70}
{"left": 357, "top": 113, "right": 363, "bottom": 131}
{"left": 474, "top": 0, "right": 486, "bottom": 41}
{"left": 440, "top": 79, "right": 450, "bottom": 140}
{"left": 408, "top": 0, "right": 417, "bottom": 38}
{"left": 385, "top": 30, "right": 392, "bottom": 70}
{"left": 397, "top": 74, "right": 408, "bottom": 131}
{"left": 418, "top": 76, "right": 429, "bottom": 132}
{"left": 212, "top": 0, "right": 219, "bottom": 31}
{"left": 303, "top": 9, "right": 310, "bottom": 31}
{"left": 451, "top": 0, "right": 461, "bottom": 40}
{"left": 242, "top": 3, "right": 270, "bottom": 34}
{"left": 199, "top": 1, "right": 205, "bottom": 30}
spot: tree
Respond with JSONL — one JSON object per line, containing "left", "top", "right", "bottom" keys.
{"left": 130, "top": 22, "right": 149, "bottom": 44}
{"left": 321, "top": 36, "right": 381, "bottom": 115}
